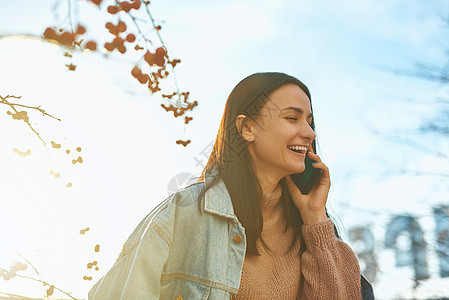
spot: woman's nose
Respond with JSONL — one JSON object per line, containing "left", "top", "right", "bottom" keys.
{"left": 302, "top": 123, "right": 316, "bottom": 141}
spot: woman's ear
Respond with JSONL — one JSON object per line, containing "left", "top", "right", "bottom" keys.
{"left": 236, "top": 114, "right": 255, "bottom": 142}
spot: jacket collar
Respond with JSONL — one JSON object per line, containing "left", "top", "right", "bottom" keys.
{"left": 203, "top": 168, "right": 239, "bottom": 222}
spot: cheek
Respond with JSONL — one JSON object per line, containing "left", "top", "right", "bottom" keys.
{"left": 277, "top": 124, "right": 299, "bottom": 142}
{"left": 253, "top": 120, "right": 296, "bottom": 152}
{"left": 256, "top": 129, "right": 290, "bottom": 155}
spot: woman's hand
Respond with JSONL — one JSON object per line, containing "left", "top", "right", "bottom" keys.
{"left": 285, "top": 151, "right": 330, "bottom": 226}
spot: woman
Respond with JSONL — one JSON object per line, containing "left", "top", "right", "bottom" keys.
{"left": 89, "top": 72, "right": 373, "bottom": 299}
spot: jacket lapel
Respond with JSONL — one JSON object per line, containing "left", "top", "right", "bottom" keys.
{"left": 203, "top": 168, "right": 239, "bottom": 222}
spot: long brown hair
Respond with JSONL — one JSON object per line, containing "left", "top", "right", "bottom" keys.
{"left": 198, "top": 72, "right": 338, "bottom": 255}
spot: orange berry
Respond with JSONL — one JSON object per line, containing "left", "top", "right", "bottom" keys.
{"left": 154, "top": 56, "right": 165, "bottom": 67}
{"left": 46, "top": 285, "right": 55, "bottom": 296}
{"left": 43, "top": 27, "right": 56, "bottom": 39}
{"left": 104, "top": 42, "right": 114, "bottom": 51}
{"left": 117, "top": 21, "right": 127, "bottom": 33}
{"left": 107, "top": 5, "right": 118, "bottom": 14}
{"left": 131, "top": 66, "right": 141, "bottom": 77}
{"left": 137, "top": 74, "right": 149, "bottom": 84}
{"left": 60, "top": 32, "right": 74, "bottom": 46}
{"left": 110, "top": 28, "right": 119, "bottom": 36}
{"left": 85, "top": 41, "right": 97, "bottom": 50}
{"left": 112, "top": 37, "right": 123, "bottom": 46}
{"left": 118, "top": 45, "right": 127, "bottom": 54}
{"left": 120, "top": 1, "right": 131, "bottom": 12}
{"left": 76, "top": 25, "right": 86, "bottom": 35}
{"left": 126, "top": 33, "right": 136, "bottom": 42}
{"left": 105, "top": 22, "right": 113, "bottom": 30}
{"left": 144, "top": 51, "right": 154, "bottom": 63}
{"left": 131, "top": 0, "right": 141, "bottom": 9}
{"left": 155, "top": 47, "right": 167, "bottom": 57}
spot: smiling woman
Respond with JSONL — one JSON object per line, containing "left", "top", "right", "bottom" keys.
{"left": 89, "top": 72, "right": 373, "bottom": 299}
{"left": 234, "top": 84, "right": 317, "bottom": 195}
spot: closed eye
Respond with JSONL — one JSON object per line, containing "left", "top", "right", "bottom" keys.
{"left": 286, "top": 117, "right": 314, "bottom": 128}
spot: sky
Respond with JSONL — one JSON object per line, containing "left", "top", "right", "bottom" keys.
{"left": 1, "top": 0, "right": 449, "bottom": 299}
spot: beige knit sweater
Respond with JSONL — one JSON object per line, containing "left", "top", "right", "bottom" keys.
{"left": 236, "top": 185, "right": 362, "bottom": 299}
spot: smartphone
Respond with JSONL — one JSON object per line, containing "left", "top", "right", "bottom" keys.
{"left": 290, "top": 152, "right": 323, "bottom": 195}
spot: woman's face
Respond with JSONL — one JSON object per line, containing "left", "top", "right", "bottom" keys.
{"left": 246, "top": 84, "right": 316, "bottom": 180}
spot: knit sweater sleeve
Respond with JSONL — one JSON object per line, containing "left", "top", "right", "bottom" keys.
{"left": 300, "top": 218, "right": 362, "bottom": 300}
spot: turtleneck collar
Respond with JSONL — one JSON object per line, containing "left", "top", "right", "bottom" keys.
{"left": 261, "top": 184, "right": 283, "bottom": 209}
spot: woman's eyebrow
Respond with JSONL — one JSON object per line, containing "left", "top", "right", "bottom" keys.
{"left": 281, "top": 106, "right": 313, "bottom": 118}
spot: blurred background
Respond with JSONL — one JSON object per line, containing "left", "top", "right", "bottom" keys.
{"left": 1, "top": 0, "right": 448, "bottom": 299}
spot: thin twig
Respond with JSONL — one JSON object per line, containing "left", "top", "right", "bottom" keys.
{"left": 2, "top": 94, "right": 21, "bottom": 100}
{"left": 142, "top": 3, "right": 165, "bottom": 49}
{"left": 127, "top": 12, "right": 153, "bottom": 49}
{"left": 0, "top": 266, "right": 79, "bottom": 300}
{"left": 1, "top": 95, "right": 62, "bottom": 121}
{"left": 13, "top": 274, "right": 79, "bottom": 300}
{"left": 0, "top": 291, "right": 36, "bottom": 299}
{"left": 13, "top": 251, "right": 43, "bottom": 279}
{"left": 142, "top": 2, "right": 182, "bottom": 106}
{"left": 1, "top": 95, "right": 47, "bottom": 147}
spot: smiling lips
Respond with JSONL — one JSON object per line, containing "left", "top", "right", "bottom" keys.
{"left": 287, "top": 145, "right": 308, "bottom": 155}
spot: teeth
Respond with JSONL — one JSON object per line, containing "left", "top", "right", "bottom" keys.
{"left": 287, "top": 145, "right": 307, "bottom": 153}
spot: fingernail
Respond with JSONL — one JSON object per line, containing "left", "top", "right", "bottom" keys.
{"left": 312, "top": 162, "right": 317, "bottom": 165}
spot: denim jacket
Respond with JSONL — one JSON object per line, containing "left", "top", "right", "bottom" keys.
{"left": 88, "top": 170, "right": 374, "bottom": 299}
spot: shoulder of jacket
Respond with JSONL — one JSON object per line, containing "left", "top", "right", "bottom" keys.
{"left": 116, "top": 181, "right": 205, "bottom": 260}
{"left": 166, "top": 180, "right": 205, "bottom": 208}
{"left": 151, "top": 181, "right": 206, "bottom": 227}
{"left": 151, "top": 180, "right": 205, "bottom": 220}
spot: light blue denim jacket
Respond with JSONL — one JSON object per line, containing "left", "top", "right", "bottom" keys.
{"left": 89, "top": 170, "right": 247, "bottom": 299}
{"left": 88, "top": 170, "right": 374, "bottom": 299}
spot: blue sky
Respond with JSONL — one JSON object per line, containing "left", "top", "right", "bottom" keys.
{"left": 1, "top": 0, "right": 449, "bottom": 298}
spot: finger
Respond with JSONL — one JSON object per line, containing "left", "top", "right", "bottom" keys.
{"left": 311, "top": 161, "right": 328, "bottom": 172}
{"left": 307, "top": 151, "right": 322, "bottom": 163}
{"left": 311, "top": 160, "right": 330, "bottom": 180}
{"left": 308, "top": 144, "right": 314, "bottom": 153}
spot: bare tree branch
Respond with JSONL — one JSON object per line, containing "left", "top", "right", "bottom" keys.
{"left": 1, "top": 95, "right": 62, "bottom": 121}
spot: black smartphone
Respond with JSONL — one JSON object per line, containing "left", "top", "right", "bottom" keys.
{"left": 290, "top": 152, "right": 323, "bottom": 195}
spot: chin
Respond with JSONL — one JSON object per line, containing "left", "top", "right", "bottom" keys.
{"left": 288, "top": 164, "right": 305, "bottom": 175}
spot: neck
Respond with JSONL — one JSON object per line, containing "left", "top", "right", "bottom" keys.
{"left": 253, "top": 167, "right": 282, "bottom": 194}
